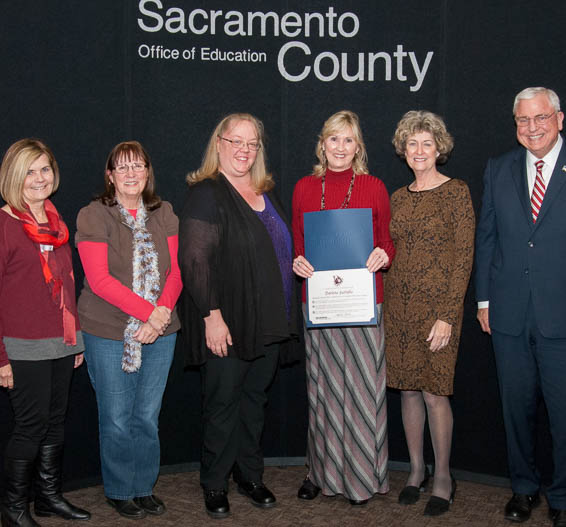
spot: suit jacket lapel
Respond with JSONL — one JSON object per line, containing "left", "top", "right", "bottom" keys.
{"left": 511, "top": 149, "right": 533, "bottom": 227}
{"left": 533, "top": 141, "right": 566, "bottom": 228}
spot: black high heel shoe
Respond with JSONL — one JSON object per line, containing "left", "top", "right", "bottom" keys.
{"left": 423, "top": 474, "right": 456, "bottom": 516}
{"left": 349, "top": 499, "right": 368, "bottom": 506}
{"left": 297, "top": 477, "right": 320, "bottom": 500}
{"left": 398, "top": 466, "right": 431, "bottom": 505}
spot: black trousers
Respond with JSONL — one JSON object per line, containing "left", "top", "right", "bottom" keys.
{"left": 200, "top": 345, "right": 279, "bottom": 491}
{"left": 5, "top": 355, "right": 74, "bottom": 461}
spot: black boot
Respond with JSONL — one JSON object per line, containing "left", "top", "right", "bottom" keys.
{"left": 33, "top": 444, "right": 90, "bottom": 521}
{"left": 1, "top": 457, "right": 41, "bottom": 527}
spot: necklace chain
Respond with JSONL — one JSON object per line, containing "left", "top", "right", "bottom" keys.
{"left": 320, "top": 171, "right": 356, "bottom": 210}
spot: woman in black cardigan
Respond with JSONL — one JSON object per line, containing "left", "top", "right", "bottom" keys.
{"left": 178, "top": 113, "right": 297, "bottom": 519}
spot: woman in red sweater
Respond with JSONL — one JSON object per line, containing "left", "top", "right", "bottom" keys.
{"left": 292, "top": 111, "right": 395, "bottom": 505}
{"left": 0, "top": 139, "right": 90, "bottom": 526}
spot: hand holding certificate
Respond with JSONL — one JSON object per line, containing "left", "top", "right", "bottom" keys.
{"left": 304, "top": 208, "right": 377, "bottom": 327}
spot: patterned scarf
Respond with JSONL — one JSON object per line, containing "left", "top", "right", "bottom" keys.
{"left": 117, "top": 200, "right": 160, "bottom": 373}
{"left": 10, "top": 199, "right": 77, "bottom": 345}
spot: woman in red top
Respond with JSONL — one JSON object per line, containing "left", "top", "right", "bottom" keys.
{"left": 292, "top": 111, "right": 395, "bottom": 505}
{"left": 0, "top": 139, "right": 90, "bottom": 526}
{"left": 76, "top": 141, "right": 182, "bottom": 520}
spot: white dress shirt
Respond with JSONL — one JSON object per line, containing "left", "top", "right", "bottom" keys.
{"left": 526, "top": 135, "right": 563, "bottom": 196}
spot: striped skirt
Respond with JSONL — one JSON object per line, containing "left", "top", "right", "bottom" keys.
{"left": 303, "top": 304, "right": 389, "bottom": 500}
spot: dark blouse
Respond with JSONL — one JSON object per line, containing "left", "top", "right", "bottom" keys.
{"left": 178, "top": 174, "right": 298, "bottom": 366}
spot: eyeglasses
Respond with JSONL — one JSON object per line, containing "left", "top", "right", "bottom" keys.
{"left": 113, "top": 162, "right": 147, "bottom": 174}
{"left": 218, "top": 136, "right": 261, "bottom": 151}
{"left": 515, "top": 112, "right": 556, "bottom": 127}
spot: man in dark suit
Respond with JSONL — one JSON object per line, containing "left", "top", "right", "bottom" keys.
{"left": 475, "top": 87, "right": 566, "bottom": 527}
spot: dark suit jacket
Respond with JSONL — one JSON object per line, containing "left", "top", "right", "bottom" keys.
{"left": 475, "top": 138, "right": 566, "bottom": 337}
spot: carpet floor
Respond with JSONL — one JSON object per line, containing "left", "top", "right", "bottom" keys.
{"left": 35, "top": 466, "right": 553, "bottom": 526}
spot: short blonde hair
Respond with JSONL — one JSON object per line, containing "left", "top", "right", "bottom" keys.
{"left": 392, "top": 110, "right": 454, "bottom": 164}
{"left": 0, "top": 138, "right": 60, "bottom": 211}
{"left": 187, "top": 113, "right": 274, "bottom": 194}
{"left": 313, "top": 110, "right": 368, "bottom": 178}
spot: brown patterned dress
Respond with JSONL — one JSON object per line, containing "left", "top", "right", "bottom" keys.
{"left": 384, "top": 178, "right": 475, "bottom": 395}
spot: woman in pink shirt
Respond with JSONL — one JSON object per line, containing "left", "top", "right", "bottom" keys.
{"left": 76, "top": 141, "right": 182, "bottom": 520}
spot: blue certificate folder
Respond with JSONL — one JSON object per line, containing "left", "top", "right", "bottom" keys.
{"left": 304, "top": 208, "right": 376, "bottom": 327}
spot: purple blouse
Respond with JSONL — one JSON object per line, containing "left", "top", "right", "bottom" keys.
{"left": 255, "top": 195, "right": 293, "bottom": 318}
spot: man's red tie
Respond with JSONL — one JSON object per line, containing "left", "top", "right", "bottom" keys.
{"left": 531, "top": 160, "right": 545, "bottom": 223}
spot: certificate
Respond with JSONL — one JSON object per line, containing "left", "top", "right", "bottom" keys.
{"left": 304, "top": 208, "right": 376, "bottom": 327}
{"left": 308, "top": 268, "right": 375, "bottom": 325}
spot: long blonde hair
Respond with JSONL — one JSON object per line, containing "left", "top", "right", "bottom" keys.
{"left": 187, "top": 113, "right": 274, "bottom": 193}
{"left": 312, "top": 110, "right": 369, "bottom": 178}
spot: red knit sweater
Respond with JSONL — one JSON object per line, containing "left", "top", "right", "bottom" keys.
{"left": 0, "top": 211, "right": 80, "bottom": 367}
{"left": 292, "top": 167, "right": 395, "bottom": 304}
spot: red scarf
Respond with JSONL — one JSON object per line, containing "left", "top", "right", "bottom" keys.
{"left": 10, "top": 200, "right": 77, "bottom": 345}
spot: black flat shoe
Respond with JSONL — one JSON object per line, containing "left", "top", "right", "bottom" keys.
{"left": 423, "top": 475, "right": 456, "bottom": 516}
{"left": 349, "top": 499, "right": 368, "bottom": 506}
{"left": 298, "top": 478, "right": 320, "bottom": 500}
{"left": 504, "top": 493, "right": 540, "bottom": 522}
{"left": 106, "top": 498, "right": 147, "bottom": 519}
{"left": 204, "top": 489, "right": 230, "bottom": 519}
{"left": 398, "top": 466, "right": 431, "bottom": 505}
{"left": 236, "top": 481, "right": 276, "bottom": 508}
{"left": 133, "top": 495, "right": 166, "bottom": 515}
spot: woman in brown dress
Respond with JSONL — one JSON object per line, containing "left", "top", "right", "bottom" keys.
{"left": 384, "top": 111, "right": 475, "bottom": 516}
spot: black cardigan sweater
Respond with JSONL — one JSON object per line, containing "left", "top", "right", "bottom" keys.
{"left": 178, "top": 174, "right": 298, "bottom": 366}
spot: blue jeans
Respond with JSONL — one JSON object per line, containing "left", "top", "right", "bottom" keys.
{"left": 83, "top": 332, "right": 176, "bottom": 499}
